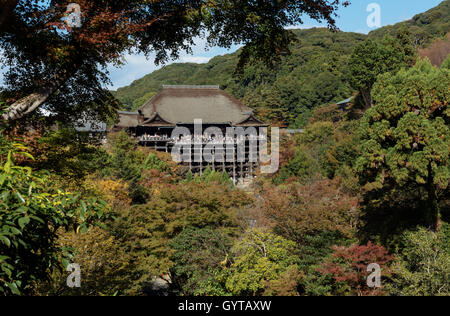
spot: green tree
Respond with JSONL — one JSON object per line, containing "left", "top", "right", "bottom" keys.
{"left": 169, "top": 227, "right": 231, "bottom": 296}
{"left": 348, "top": 32, "right": 417, "bottom": 109}
{"left": 185, "top": 169, "right": 193, "bottom": 183}
{"left": 393, "top": 25, "right": 419, "bottom": 67}
{"left": 356, "top": 58, "right": 449, "bottom": 231}
{"left": 442, "top": 54, "right": 450, "bottom": 70}
{"left": 348, "top": 39, "right": 385, "bottom": 108}
{"left": 111, "top": 181, "right": 249, "bottom": 295}
{"left": 387, "top": 225, "right": 450, "bottom": 296}
{"left": 0, "top": 136, "right": 108, "bottom": 295}
{"left": 143, "top": 153, "right": 169, "bottom": 173}
{"left": 0, "top": 0, "right": 349, "bottom": 124}
{"left": 220, "top": 229, "right": 300, "bottom": 296}
{"left": 35, "top": 227, "right": 135, "bottom": 296}
{"left": 34, "top": 127, "right": 111, "bottom": 182}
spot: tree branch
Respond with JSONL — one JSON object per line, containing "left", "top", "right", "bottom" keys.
{"left": 0, "top": 70, "right": 73, "bottom": 124}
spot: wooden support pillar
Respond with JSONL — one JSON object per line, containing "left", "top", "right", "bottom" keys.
{"left": 240, "top": 161, "right": 243, "bottom": 183}
{"left": 222, "top": 148, "right": 225, "bottom": 172}
{"left": 232, "top": 145, "right": 236, "bottom": 184}
{"left": 189, "top": 145, "right": 192, "bottom": 174}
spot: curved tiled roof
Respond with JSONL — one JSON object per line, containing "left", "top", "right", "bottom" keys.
{"left": 116, "top": 111, "right": 140, "bottom": 128}
{"left": 139, "top": 86, "right": 254, "bottom": 125}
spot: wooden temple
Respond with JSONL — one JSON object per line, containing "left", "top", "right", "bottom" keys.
{"left": 113, "top": 85, "right": 268, "bottom": 183}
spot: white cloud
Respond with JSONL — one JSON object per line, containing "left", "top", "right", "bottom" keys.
{"left": 179, "top": 56, "right": 211, "bottom": 64}
{"left": 107, "top": 53, "right": 159, "bottom": 90}
{"left": 107, "top": 36, "right": 241, "bottom": 90}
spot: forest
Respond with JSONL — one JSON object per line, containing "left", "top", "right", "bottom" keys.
{"left": 0, "top": 0, "right": 449, "bottom": 297}
{"left": 114, "top": 0, "right": 450, "bottom": 127}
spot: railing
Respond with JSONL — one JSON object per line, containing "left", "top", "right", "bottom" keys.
{"left": 138, "top": 135, "right": 267, "bottom": 145}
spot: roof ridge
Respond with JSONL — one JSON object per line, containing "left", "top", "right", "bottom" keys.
{"left": 118, "top": 111, "right": 139, "bottom": 115}
{"left": 162, "top": 85, "right": 220, "bottom": 89}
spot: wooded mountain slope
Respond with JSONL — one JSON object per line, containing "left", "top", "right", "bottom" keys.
{"left": 114, "top": 28, "right": 366, "bottom": 122}
{"left": 369, "top": 0, "right": 449, "bottom": 45}
{"left": 113, "top": 0, "right": 450, "bottom": 127}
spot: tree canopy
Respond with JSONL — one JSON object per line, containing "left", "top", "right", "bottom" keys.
{"left": 0, "top": 0, "right": 350, "bottom": 125}
{"left": 356, "top": 58, "right": 449, "bottom": 230}
{"left": 348, "top": 28, "right": 417, "bottom": 109}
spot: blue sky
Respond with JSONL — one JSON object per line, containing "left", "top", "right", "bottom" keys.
{"left": 107, "top": 0, "right": 444, "bottom": 90}
{"left": 0, "top": 0, "right": 445, "bottom": 90}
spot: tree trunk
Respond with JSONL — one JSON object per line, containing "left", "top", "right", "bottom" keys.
{"left": 360, "top": 88, "right": 373, "bottom": 109}
{"left": 428, "top": 189, "right": 441, "bottom": 232}
{"left": 0, "top": 88, "right": 53, "bottom": 122}
{"left": 0, "top": 70, "right": 73, "bottom": 124}
{"left": 426, "top": 164, "right": 441, "bottom": 232}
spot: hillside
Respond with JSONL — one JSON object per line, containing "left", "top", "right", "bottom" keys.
{"left": 113, "top": 0, "right": 450, "bottom": 127}
{"left": 114, "top": 28, "right": 366, "bottom": 126}
{"left": 369, "top": 0, "right": 449, "bottom": 46}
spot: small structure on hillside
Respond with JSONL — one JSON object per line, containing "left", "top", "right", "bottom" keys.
{"left": 280, "top": 129, "right": 304, "bottom": 135}
{"left": 336, "top": 96, "right": 354, "bottom": 110}
{"left": 113, "top": 85, "right": 268, "bottom": 183}
{"left": 74, "top": 118, "right": 107, "bottom": 142}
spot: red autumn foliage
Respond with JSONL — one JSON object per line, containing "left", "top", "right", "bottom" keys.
{"left": 42, "top": 1, "right": 171, "bottom": 63}
{"left": 318, "top": 242, "right": 394, "bottom": 296}
{"left": 3, "top": 127, "right": 46, "bottom": 165}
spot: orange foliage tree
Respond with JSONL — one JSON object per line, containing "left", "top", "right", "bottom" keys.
{"left": 261, "top": 177, "right": 359, "bottom": 244}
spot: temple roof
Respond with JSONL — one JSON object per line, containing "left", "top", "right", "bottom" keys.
{"left": 116, "top": 111, "right": 140, "bottom": 128}
{"left": 139, "top": 85, "right": 256, "bottom": 125}
{"left": 115, "top": 85, "right": 267, "bottom": 128}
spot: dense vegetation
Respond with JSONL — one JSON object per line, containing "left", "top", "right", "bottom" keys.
{"left": 2, "top": 55, "right": 447, "bottom": 296}
{"left": 114, "top": 28, "right": 366, "bottom": 121}
{"left": 113, "top": 0, "right": 450, "bottom": 127}
{"left": 114, "top": 28, "right": 367, "bottom": 126}
{"left": 368, "top": 0, "right": 450, "bottom": 45}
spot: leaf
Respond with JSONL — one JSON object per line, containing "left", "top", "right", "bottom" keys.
{"left": 18, "top": 216, "right": 30, "bottom": 229}
{"left": 80, "top": 200, "right": 87, "bottom": 221}
{"left": 17, "top": 152, "right": 35, "bottom": 160}
{"left": 7, "top": 282, "right": 20, "bottom": 295}
{"left": 14, "top": 192, "right": 25, "bottom": 204}
{"left": 61, "top": 258, "right": 69, "bottom": 269}
{"left": 0, "top": 190, "right": 9, "bottom": 201}
{"left": 9, "top": 226, "right": 21, "bottom": 235}
{"left": 4, "top": 152, "right": 12, "bottom": 173}
{"left": 29, "top": 216, "right": 45, "bottom": 224}
{"left": 1, "top": 265, "right": 12, "bottom": 278}
{"left": 0, "top": 174, "right": 6, "bottom": 186}
{"left": 0, "top": 235, "right": 11, "bottom": 247}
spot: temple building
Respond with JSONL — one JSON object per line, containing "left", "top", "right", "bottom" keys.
{"left": 113, "top": 85, "right": 268, "bottom": 183}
